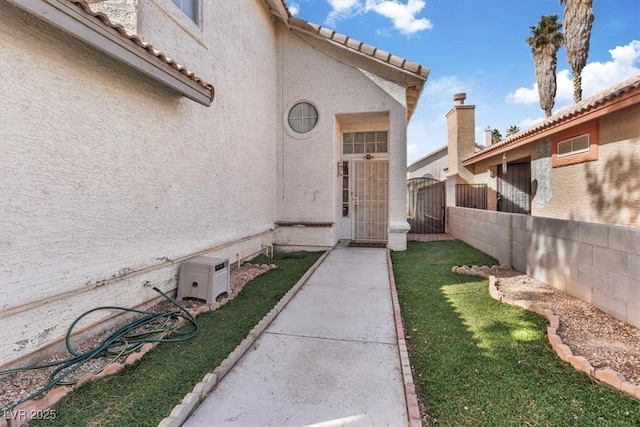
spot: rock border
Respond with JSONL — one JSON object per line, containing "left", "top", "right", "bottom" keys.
{"left": 387, "top": 251, "right": 422, "bottom": 427}
{"left": 157, "top": 249, "right": 332, "bottom": 427}
{"left": 0, "top": 262, "right": 292, "bottom": 427}
{"left": 477, "top": 272, "right": 640, "bottom": 401}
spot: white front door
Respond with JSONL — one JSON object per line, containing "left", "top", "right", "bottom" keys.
{"left": 353, "top": 160, "right": 389, "bottom": 242}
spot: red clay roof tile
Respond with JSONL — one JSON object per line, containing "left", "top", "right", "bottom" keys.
{"left": 287, "top": 16, "right": 429, "bottom": 79}
{"left": 464, "top": 74, "right": 640, "bottom": 163}
{"left": 70, "top": 0, "right": 214, "bottom": 101}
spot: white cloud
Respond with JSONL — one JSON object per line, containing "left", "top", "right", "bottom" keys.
{"left": 326, "top": 0, "right": 362, "bottom": 26}
{"left": 288, "top": 2, "right": 300, "bottom": 16}
{"left": 407, "top": 143, "right": 419, "bottom": 155}
{"left": 365, "top": 0, "right": 432, "bottom": 35}
{"left": 424, "top": 75, "right": 468, "bottom": 96}
{"left": 325, "top": 0, "right": 431, "bottom": 35}
{"left": 507, "top": 40, "right": 640, "bottom": 105}
{"left": 506, "top": 85, "right": 539, "bottom": 104}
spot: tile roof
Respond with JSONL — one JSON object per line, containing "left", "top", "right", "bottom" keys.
{"left": 287, "top": 16, "right": 429, "bottom": 79}
{"left": 464, "top": 73, "right": 640, "bottom": 164}
{"left": 70, "top": 0, "right": 214, "bottom": 100}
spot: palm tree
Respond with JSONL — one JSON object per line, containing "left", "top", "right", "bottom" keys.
{"left": 527, "top": 15, "right": 563, "bottom": 117}
{"left": 491, "top": 128, "right": 502, "bottom": 144}
{"left": 560, "top": 0, "right": 595, "bottom": 102}
{"left": 506, "top": 125, "right": 521, "bottom": 136}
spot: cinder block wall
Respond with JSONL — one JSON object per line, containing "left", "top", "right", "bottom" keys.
{"left": 448, "top": 207, "right": 640, "bottom": 328}
{"left": 446, "top": 207, "right": 513, "bottom": 264}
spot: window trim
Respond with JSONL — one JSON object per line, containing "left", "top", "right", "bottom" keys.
{"left": 288, "top": 102, "right": 318, "bottom": 134}
{"left": 551, "top": 120, "right": 599, "bottom": 167}
{"left": 341, "top": 130, "right": 390, "bottom": 160}
{"left": 557, "top": 133, "right": 590, "bottom": 158}
{"left": 283, "top": 98, "right": 323, "bottom": 140}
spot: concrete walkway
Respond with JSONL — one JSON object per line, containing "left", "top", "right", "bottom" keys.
{"left": 184, "top": 246, "right": 408, "bottom": 426}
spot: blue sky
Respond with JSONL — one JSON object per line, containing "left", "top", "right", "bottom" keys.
{"left": 286, "top": 0, "right": 640, "bottom": 164}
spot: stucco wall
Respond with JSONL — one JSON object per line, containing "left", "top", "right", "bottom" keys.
{"left": 407, "top": 151, "right": 448, "bottom": 180}
{"left": 276, "top": 27, "right": 410, "bottom": 249}
{"left": 0, "top": 1, "right": 278, "bottom": 365}
{"left": 532, "top": 106, "right": 640, "bottom": 227}
{"left": 448, "top": 207, "right": 640, "bottom": 328}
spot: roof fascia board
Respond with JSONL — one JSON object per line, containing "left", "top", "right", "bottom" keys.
{"left": 289, "top": 25, "right": 427, "bottom": 84}
{"left": 9, "top": 0, "right": 212, "bottom": 106}
{"left": 264, "top": 0, "right": 290, "bottom": 26}
{"left": 462, "top": 89, "right": 640, "bottom": 166}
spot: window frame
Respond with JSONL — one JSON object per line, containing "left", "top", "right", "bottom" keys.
{"left": 342, "top": 131, "right": 389, "bottom": 156}
{"left": 551, "top": 120, "right": 599, "bottom": 167}
{"left": 288, "top": 102, "right": 319, "bottom": 134}
{"left": 283, "top": 99, "right": 323, "bottom": 140}
{"left": 171, "top": 0, "right": 199, "bottom": 25}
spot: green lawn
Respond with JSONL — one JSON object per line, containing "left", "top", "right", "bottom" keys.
{"left": 392, "top": 240, "right": 639, "bottom": 427}
{"left": 32, "top": 251, "right": 323, "bottom": 427}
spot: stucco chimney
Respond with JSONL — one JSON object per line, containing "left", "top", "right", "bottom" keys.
{"left": 453, "top": 92, "right": 466, "bottom": 105}
{"left": 484, "top": 126, "right": 492, "bottom": 147}
{"left": 446, "top": 93, "right": 475, "bottom": 181}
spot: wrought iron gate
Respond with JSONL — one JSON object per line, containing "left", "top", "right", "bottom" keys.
{"left": 497, "top": 162, "right": 531, "bottom": 214}
{"left": 456, "top": 184, "right": 488, "bottom": 209}
{"left": 406, "top": 177, "right": 445, "bottom": 233}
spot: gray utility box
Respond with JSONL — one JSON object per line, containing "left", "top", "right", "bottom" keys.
{"left": 177, "top": 257, "right": 229, "bottom": 304}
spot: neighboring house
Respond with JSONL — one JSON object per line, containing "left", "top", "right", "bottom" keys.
{"left": 462, "top": 75, "right": 640, "bottom": 226}
{"left": 0, "top": 0, "right": 428, "bottom": 366}
{"left": 406, "top": 140, "right": 484, "bottom": 181}
{"left": 445, "top": 75, "right": 640, "bottom": 328}
{"left": 407, "top": 146, "right": 448, "bottom": 180}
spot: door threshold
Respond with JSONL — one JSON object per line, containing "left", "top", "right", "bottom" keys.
{"left": 348, "top": 241, "right": 388, "bottom": 248}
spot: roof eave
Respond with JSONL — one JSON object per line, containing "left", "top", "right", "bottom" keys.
{"left": 287, "top": 17, "right": 428, "bottom": 120}
{"left": 462, "top": 84, "right": 640, "bottom": 167}
{"left": 9, "top": 0, "right": 214, "bottom": 106}
{"left": 264, "top": 0, "right": 291, "bottom": 27}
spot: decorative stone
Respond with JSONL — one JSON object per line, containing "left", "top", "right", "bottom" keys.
{"left": 595, "top": 368, "right": 625, "bottom": 389}
{"left": 75, "top": 373, "right": 98, "bottom": 387}
{"left": 556, "top": 344, "right": 573, "bottom": 362}
{"left": 125, "top": 351, "right": 144, "bottom": 365}
{"left": 45, "top": 385, "right": 71, "bottom": 406}
{"left": 569, "top": 356, "right": 594, "bottom": 376}
{"left": 201, "top": 373, "right": 218, "bottom": 395}
{"left": 100, "top": 362, "right": 124, "bottom": 376}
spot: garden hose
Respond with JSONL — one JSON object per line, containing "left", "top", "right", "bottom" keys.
{"left": 0, "top": 287, "right": 198, "bottom": 413}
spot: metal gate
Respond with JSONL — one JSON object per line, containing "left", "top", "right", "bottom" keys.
{"left": 353, "top": 160, "right": 389, "bottom": 242}
{"left": 406, "top": 177, "right": 445, "bottom": 233}
{"left": 498, "top": 162, "right": 531, "bottom": 214}
{"left": 456, "top": 184, "right": 488, "bottom": 209}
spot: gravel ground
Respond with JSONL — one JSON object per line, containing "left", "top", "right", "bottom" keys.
{"left": 496, "top": 272, "right": 640, "bottom": 386}
{"left": 0, "top": 263, "right": 274, "bottom": 411}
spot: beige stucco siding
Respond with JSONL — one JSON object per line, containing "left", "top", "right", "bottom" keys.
{"left": 407, "top": 153, "right": 448, "bottom": 180}
{"left": 276, "top": 27, "right": 409, "bottom": 247}
{"left": 534, "top": 105, "right": 640, "bottom": 227}
{"left": 0, "top": 1, "right": 278, "bottom": 364}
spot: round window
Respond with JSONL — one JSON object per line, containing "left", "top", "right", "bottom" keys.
{"left": 288, "top": 102, "right": 318, "bottom": 134}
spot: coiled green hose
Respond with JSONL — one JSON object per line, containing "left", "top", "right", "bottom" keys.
{"left": 0, "top": 287, "right": 199, "bottom": 413}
